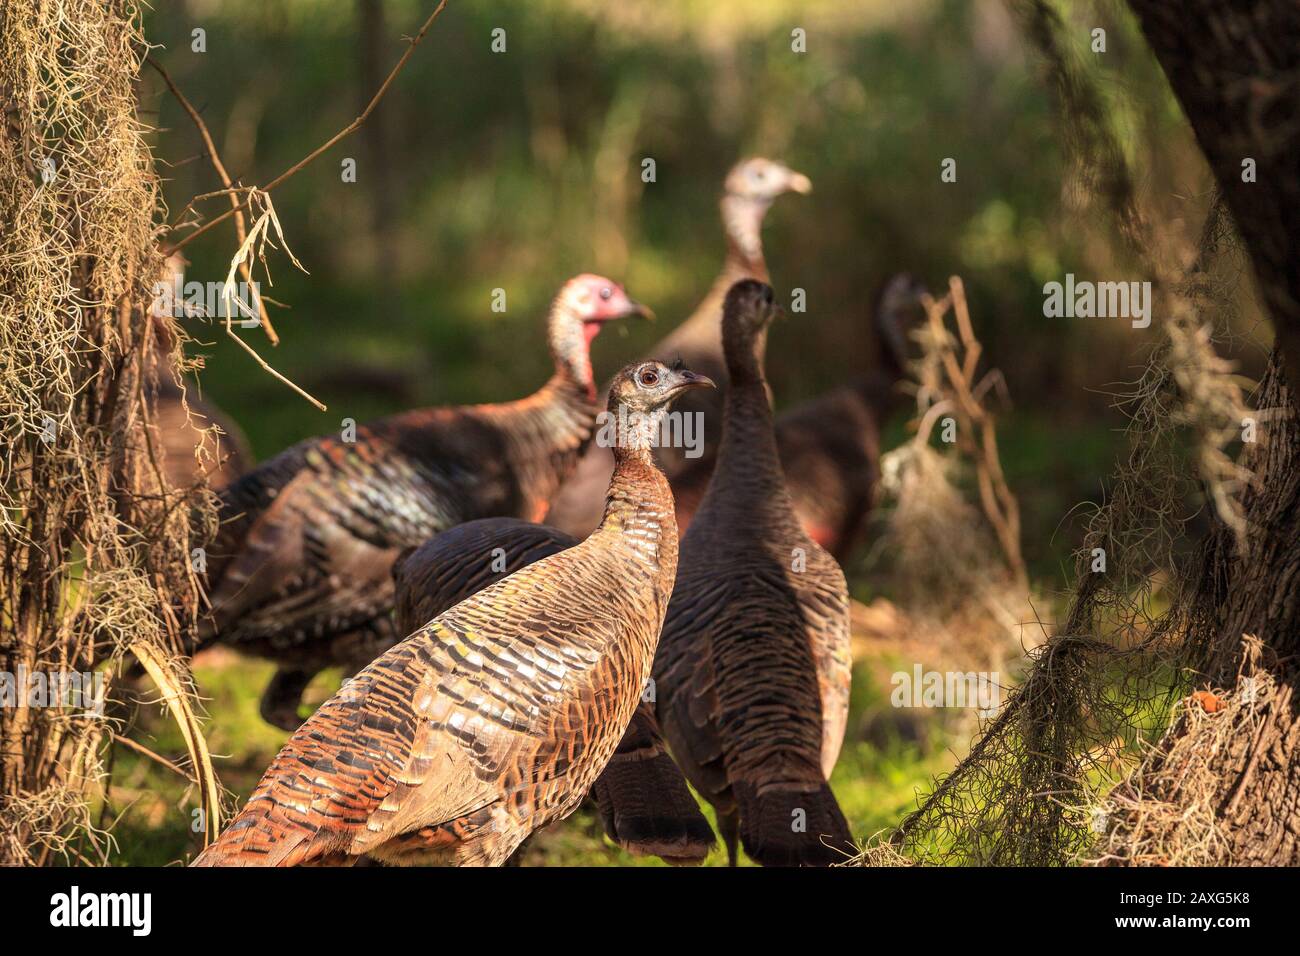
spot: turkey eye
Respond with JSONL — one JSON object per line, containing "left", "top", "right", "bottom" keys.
{"left": 599, "top": 287, "right": 613, "bottom": 301}
{"left": 639, "top": 369, "right": 659, "bottom": 387}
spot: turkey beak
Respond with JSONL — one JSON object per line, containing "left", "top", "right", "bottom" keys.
{"left": 672, "top": 370, "right": 715, "bottom": 394}
{"left": 786, "top": 171, "right": 812, "bottom": 195}
{"left": 624, "top": 298, "right": 655, "bottom": 322}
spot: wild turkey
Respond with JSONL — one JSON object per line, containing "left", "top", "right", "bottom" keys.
{"left": 545, "top": 157, "right": 810, "bottom": 538}
{"left": 192, "top": 361, "right": 714, "bottom": 866}
{"left": 146, "top": 290, "right": 253, "bottom": 491}
{"left": 654, "top": 280, "right": 855, "bottom": 867}
{"left": 198, "top": 274, "right": 651, "bottom": 731}
{"left": 392, "top": 517, "right": 715, "bottom": 865}
{"left": 671, "top": 274, "right": 928, "bottom": 561}
{"left": 153, "top": 380, "right": 253, "bottom": 490}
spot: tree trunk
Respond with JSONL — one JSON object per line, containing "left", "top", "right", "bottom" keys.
{"left": 1127, "top": 1, "right": 1300, "bottom": 398}
{"left": 1101, "top": 352, "right": 1300, "bottom": 864}
{"left": 0, "top": 0, "right": 207, "bottom": 865}
{"left": 1102, "top": 0, "right": 1300, "bottom": 864}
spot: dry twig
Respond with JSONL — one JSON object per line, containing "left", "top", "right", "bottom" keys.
{"left": 164, "top": 0, "right": 448, "bottom": 254}
{"left": 146, "top": 56, "right": 277, "bottom": 343}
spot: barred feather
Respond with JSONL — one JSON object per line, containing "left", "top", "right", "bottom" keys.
{"left": 193, "top": 362, "right": 708, "bottom": 867}
{"left": 393, "top": 518, "right": 714, "bottom": 864}
{"left": 654, "top": 281, "right": 855, "bottom": 867}
{"left": 196, "top": 278, "right": 631, "bottom": 730}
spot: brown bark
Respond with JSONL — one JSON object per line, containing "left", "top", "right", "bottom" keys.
{"left": 0, "top": 1, "right": 208, "bottom": 865}
{"left": 1189, "top": 354, "right": 1299, "bottom": 863}
{"left": 1102, "top": 354, "right": 1300, "bottom": 864}
{"left": 1107, "top": 0, "right": 1300, "bottom": 863}
{"left": 1092, "top": 0, "right": 1300, "bottom": 868}
{"left": 1128, "top": 0, "right": 1300, "bottom": 402}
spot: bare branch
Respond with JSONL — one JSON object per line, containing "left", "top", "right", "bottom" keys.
{"left": 163, "top": 0, "right": 448, "bottom": 255}
{"left": 146, "top": 56, "right": 277, "bottom": 344}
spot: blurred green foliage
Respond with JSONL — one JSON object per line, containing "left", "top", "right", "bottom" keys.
{"left": 146, "top": 0, "right": 1249, "bottom": 578}
{"left": 114, "top": 0, "right": 1259, "bottom": 865}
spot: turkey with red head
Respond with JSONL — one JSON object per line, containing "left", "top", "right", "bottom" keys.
{"left": 193, "top": 361, "right": 713, "bottom": 866}
{"left": 545, "top": 157, "right": 810, "bottom": 538}
{"left": 198, "top": 274, "right": 650, "bottom": 730}
{"left": 654, "top": 280, "right": 855, "bottom": 867}
{"left": 392, "top": 517, "right": 715, "bottom": 865}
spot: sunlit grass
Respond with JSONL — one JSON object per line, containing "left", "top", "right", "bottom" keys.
{"left": 106, "top": 652, "right": 956, "bottom": 866}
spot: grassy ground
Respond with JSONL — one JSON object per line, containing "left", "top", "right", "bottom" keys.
{"left": 99, "top": 409, "right": 1122, "bottom": 867}
{"left": 103, "top": 648, "right": 960, "bottom": 867}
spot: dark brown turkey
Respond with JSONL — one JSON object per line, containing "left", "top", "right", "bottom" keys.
{"left": 545, "top": 157, "right": 810, "bottom": 538}
{"left": 671, "top": 273, "right": 928, "bottom": 561}
{"left": 146, "top": 290, "right": 253, "bottom": 491}
{"left": 654, "top": 280, "right": 855, "bottom": 867}
{"left": 153, "top": 380, "right": 253, "bottom": 491}
{"left": 198, "top": 274, "right": 650, "bottom": 730}
{"left": 392, "top": 517, "right": 715, "bottom": 864}
{"left": 192, "top": 361, "right": 713, "bottom": 867}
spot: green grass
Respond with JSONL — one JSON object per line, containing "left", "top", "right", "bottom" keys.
{"left": 105, "top": 652, "right": 958, "bottom": 866}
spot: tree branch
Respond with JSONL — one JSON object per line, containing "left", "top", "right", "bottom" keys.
{"left": 147, "top": 56, "right": 277, "bottom": 344}
{"left": 162, "top": 0, "right": 448, "bottom": 256}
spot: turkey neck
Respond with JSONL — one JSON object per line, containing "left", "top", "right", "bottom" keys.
{"left": 594, "top": 426, "right": 679, "bottom": 589}
{"left": 546, "top": 293, "right": 603, "bottom": 403}
{"left": 705, "top": 330, "right": 799, "bottom": 529}
{"left": 720, "top": 194, "right": 773, "bottom": 279}
{"left": 689, "top": 194, "right": 774, "bottom": 344}
{"left": 648, "top": 194, "right": 772, "bottom": 371}
{"left": 472, "top": 297, "right": 605, "bottom": 501}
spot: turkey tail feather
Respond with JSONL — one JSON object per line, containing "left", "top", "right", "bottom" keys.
{"left": 733, "top": 781, "right": 854, "bottom": 867}
{"left": 588, "top": 702, "right": 714, "bottom": 864}
{"left": 590, "top": 743, "right": 715, "bottom": 865}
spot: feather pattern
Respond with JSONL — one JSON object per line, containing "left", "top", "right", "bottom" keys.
{"left": 654, "top": 281, "right": 854, "bottom": 867}
{"left": 192, "top": 361, "right": 709, "bottom": 866}
{"left": 392, "top": 517, "right": 714, "bottom": 864}
{"left": 197, "top": 276, "right": 642, "bottom": 730}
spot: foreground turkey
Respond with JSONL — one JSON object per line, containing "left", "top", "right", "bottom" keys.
{"left": 671, "top": 273, "right": 928, "bottom": 561}
{"left": 392, "top": 518, "right": 715, "bottom": 864}
{"left": 545, "top": 157, "right": 810, "bottom": 538}
{"left": 192, "top": 361, "right": 713, "bottom": 867}
{"left": 655, "top": 280, "right": 855, "bottom": 867}
{"left": 198, "top": 274, "right": 650, "bottom": 730}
